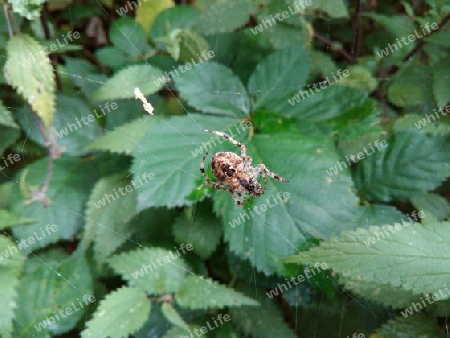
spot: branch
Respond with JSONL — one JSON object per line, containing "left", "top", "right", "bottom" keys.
{"left": 24, "top": 113, "right": 65, "bottom": 207}
{"left": 403, "top": 13, "right": 450, "bottom": 61}
{"left": 352, "top": 0, "right": 364, "bottom": 63}
{"left": 3, "top": 3, "right": 15, "bottom": 38}
{"left": 313, "top": 31, "right": 353, "bottom": 63}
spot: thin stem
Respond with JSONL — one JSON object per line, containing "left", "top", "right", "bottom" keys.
{"left": 3, "top": 3, "right": 14, "bottom": 38}
{"left": 40, "top": 4, "right": 62, "bottom": 90}
{"left": 403, "top": 13, "right": 450, "bottom": 61}
{"left": 39, "top": 5, "right": 51, "bottom": 40}
{"left": 313, "top": 31, "right": 353, "bottom": 63}
{"left": 352, "top": 0, "right": 363, "bottom": 63}
{"left": 30, "top": 112, "right": 55, "bottom": 207}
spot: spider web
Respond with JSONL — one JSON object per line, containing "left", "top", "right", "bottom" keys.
{"left": 1, "top": 1, "right": 447, "bottom": 337}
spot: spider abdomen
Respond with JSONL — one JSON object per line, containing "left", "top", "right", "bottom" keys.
{"left": 211, "top": 152, "right": 243, "bottom": 182}
{"left": 199, "top": 129, "right": 288, "bottom": 207}
{"left": 211, "top": 152, "right": 263, "bottom": 197}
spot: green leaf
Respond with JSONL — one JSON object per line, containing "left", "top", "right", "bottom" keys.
{"left": 11, "top": 157, "right": 100, "bottom": 252}
{"left": 388, "top": 63, "right": 434, "bottom": 107}
{"left": 425, "top": 31, "right": 450, "bottom": 48}
{"left": 355, "top": 131, "right": 450, "bottom": 202}
{"left": 177, "top": 30, "right": 210, "bottom": 63}
{"left": 109, "top": 17, "right": 152, "bottom": 60}
{"left": 95, "top": 47, "right": 129, "bottom": 70}
{"left": 82, "top": 173, "right": 138, "bottom": 263}
{"left": 261, "top": 23, "right": 310, "bottom": 50}
{"left": 230, "top": 289, "right": 296, "bottom": 338}
{"left": 176, "top": 276, "right": 259, "bottom": 309}
{"left": 39, "top": 39, "right": 82, "bottom": 54}
{"left": 108, "top": 247, "right": 189, "bottom": 294}
{"left": 161, "top": 303, "right": 189, "bottom": 331}
{"left": 213, "top": 322, "right": 240, "bottom": 337}
{"left": 337, "top": 65, "right": 378, "bottom": 91}
{"left": 173, "top": 210, "right": 222, "bottom": 259}
{"left": 19, "top": 94, "right": 103, "bottom": 156}
{"left": 133, "top": 302, "right": 169, "bottom": 337}
{"left": 411, "top": 193, "right": 450, "bottom": 221}
{"left": 266, "top": 85, "right": 368, "bottom": 121}
{"left": 308, "top": 50, "right": 338, "bottom": 81}
{"left": 52, "top": 95, "right": 103, "bottom": 155}
{"left": 0, "top": 127, "right": 20, "bottom": 157}
{"left": 88, "top": 116, "right": 154, "bottom": 155}
{"left": 215, "top": 133, "right": 360, "bottom": 275}
{"left": 0, "top": 236, "right": 25, "bottom": 338}
{"left": 151, "top": 6, "right": 202, "bottom": 41}
{"left": 165, "top": 325, "right": 205, "bottom": 338}
{"left": 0, "top": 210, "right": 34, "bottom": 230}
{"left": 63, "top": 57, "right": 107, "bottom": 97}
{"left": 81, "top": 287, "right": 150, "bottom": 338}
{"left": 283, "top": 221, "right": 450, "bottom": 297}
{"left": 175, "top": 62, "right": 249, "bottom": 117}
{"left": 248, "top": 45, "right": 310, "bottom": 110}
{"left": 253, "top": 3, "right": 310, "bottom": 48}
{"left": 8, "top": 0, "right": 46, "bottom": 20}
{"left": 357, "top": 204, "right": 407, "bottom": 228}
{"left": 394, "top": 113, "right": 450, "bottom": 134}
{"left": 5, "top": 34, "right": 56, "bottom": 126}
{"left": 366, "top": 14, "right": 415, "bottom": 40}
{"left": 375, "top": 315, "right": 442, "bottom": 338}
{"left": 0, "top": 183, "right": 14, "bottom": 209}
{"left": 135, "top": 0, "right": 174, "bottom": 34}
{"left": 155, "top": 31, "right": 182, "bottom": 62}
{"left": 334, "top": 100, "right": 385, "bottom": 156}
{"left": 307, "top": 0, "right": 348, "bottom": 18}
{"left": 204, "top": 31, "right": 270, "bottom": 82}
{"left": 92, "top": 65, "right": 165, "bottom": 101}
{"left": 14, "top": 250, "right": 92, "bottom": 336}
{"left": 432, "top": 57, "right": 450, "bottom": 107}
{"left": 130, "top": 115, "right": 245, "bottom": 209}
{"left": 343, "top": 278, "right": 420, "bottom": 309}
{"left": 195, "top": 0, "right": 256, "bottom": 35}
{"left": 0, "top": 101, "right": 18, "bottom": 129}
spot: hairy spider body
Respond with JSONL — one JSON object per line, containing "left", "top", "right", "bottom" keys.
{"left": 198, "top": 130, "right": 288, "bottom": 207}
{"left": 210, "top": 151, "right": 263, "bottom": 196}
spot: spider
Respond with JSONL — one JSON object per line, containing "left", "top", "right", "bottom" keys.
{"left": 198, "top": 129, "right": 289, "bottom": 207}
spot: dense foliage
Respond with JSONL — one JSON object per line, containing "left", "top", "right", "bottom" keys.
{"left": 1, "top": 0, "right": 450, "bottom": 337}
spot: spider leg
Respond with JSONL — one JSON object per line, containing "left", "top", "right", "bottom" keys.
{"left": 217, "top": 187, "right": 245, "bottom": 207}
{"left": 202, "top": 181, "right": 245, "bottom": 207}
{"left": 198, "top": 152, "right": 209, "bottom": 189}
{"left": 242, "top": 155, "right": 252, "bottom": 169}
{"left": 200, "top": 179, "right": 224, "bottom": 191}
{"left": 235, "top": 195, "right": 252, "bottom": 207}
{"left": 230, "top": 191, "right": 245, "bottom": 207}
{"left": 199, "top": 152, "right": 222, "bottom": 190}
{"left": 260, "top": 172, "right": 268, "bottom": 191}
{"left": 204, "top": 129, "right": 247, "bottom": 158}
{"left": 199, "top": 152, "right": 209, "bottom": 181}
{"left": 255, "top": 164, "right": 289, "bottom": 182}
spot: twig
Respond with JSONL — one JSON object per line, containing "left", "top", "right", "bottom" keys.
{"left": 352, "top": 0, "right": 363, "bottom": 63}
{"left": 403, "top": 13, "right": 450, "bottom": 61}
{"left": 24, "top": 112, "right": 61, "bottom": 207}
{"left": 40, "top": 4, "right": 62, "bottom": 90}
{"left": 313, "top": 31, "right": 353, "bottom": 63}
{"left": 374, "top": 13, "right": 450, "bottom": 98}
{"left": 39, "top": 6, "right": 51, "bottom": 40}
{"left": 3, "top": 3, "right": 14, "bottom": 38}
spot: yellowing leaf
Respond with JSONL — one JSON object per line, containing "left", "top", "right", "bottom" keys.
{"left": 136, "top": 0, "right": 175, "bottom": 34}
{"left": 5, "top": 35, "right": 56, "bottom": 127}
